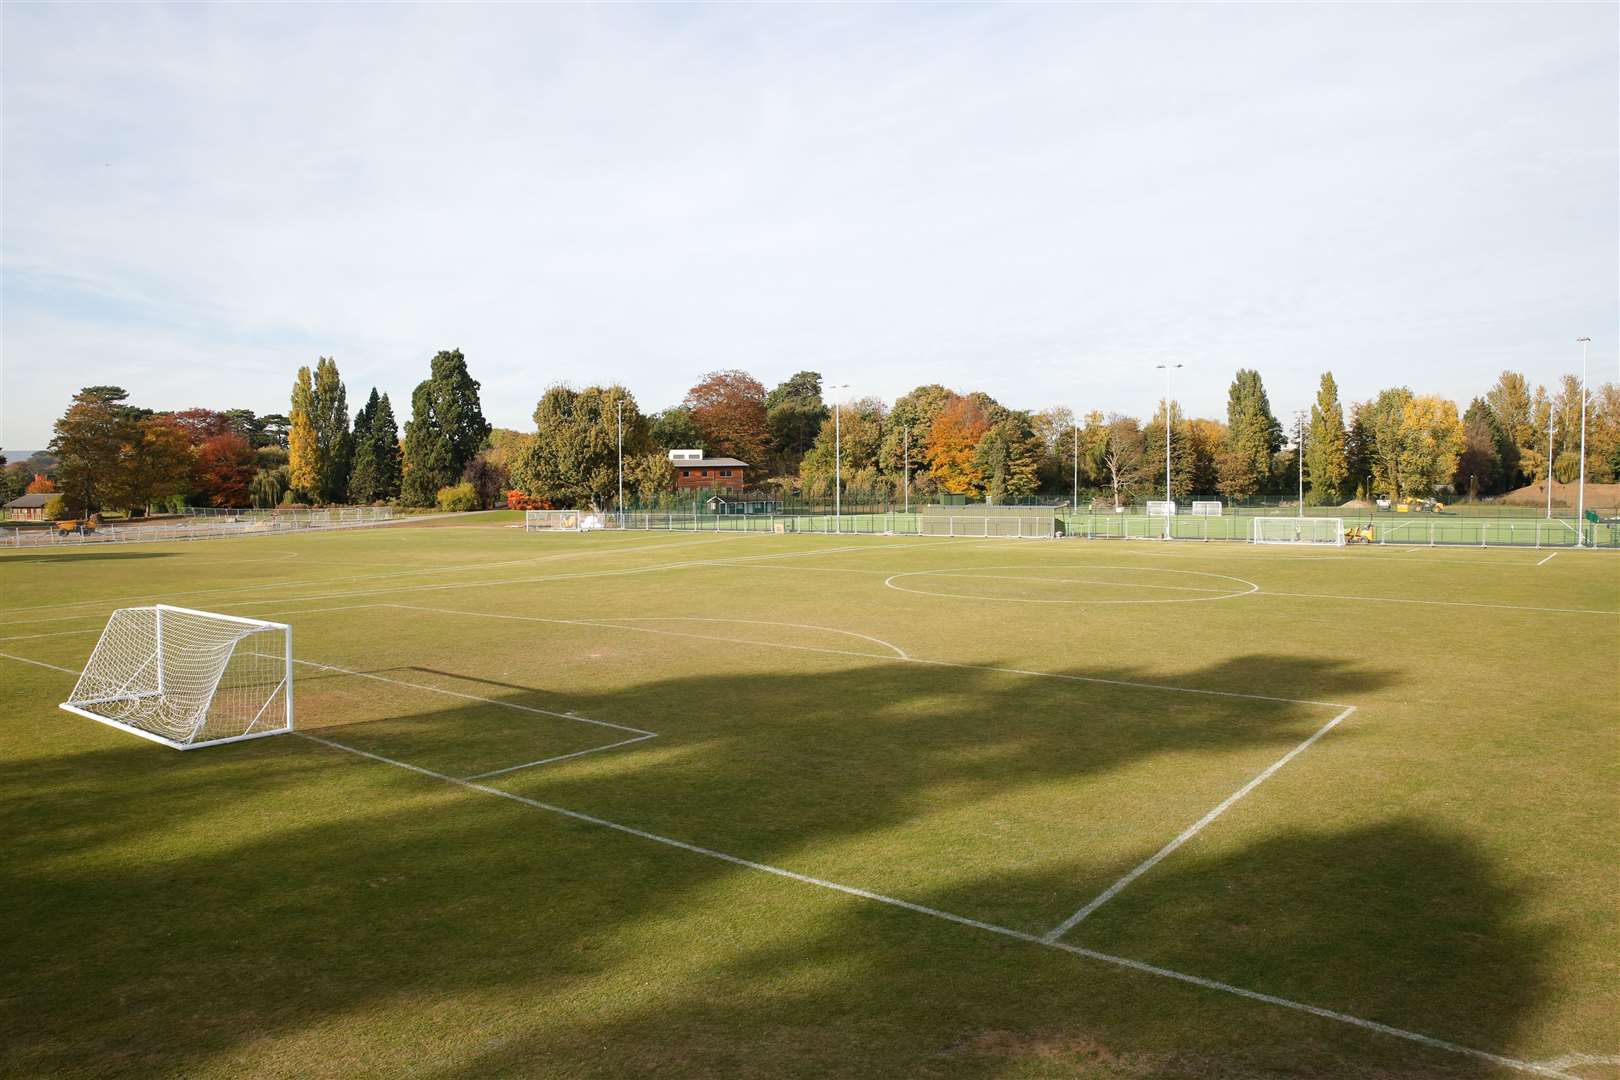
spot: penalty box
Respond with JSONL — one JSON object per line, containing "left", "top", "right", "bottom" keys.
{"left": 281, "top": 600, "right": 1356, "bottom": 938}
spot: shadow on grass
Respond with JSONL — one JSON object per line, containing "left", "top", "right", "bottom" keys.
{"left": 0, "top": 652, "right": 1561, "bottom": 1078}
{"left": 0, "top": 550, "right": 177, "bottom": 564}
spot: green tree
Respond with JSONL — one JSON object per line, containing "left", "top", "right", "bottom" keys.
{"left": 799, "top": 398, "right": 884, "bottom": 495}
{"left": 512, "top": 385, "right": 649, "bottom": 509}
{"left": 973, "top": 413, "right": 1042, "bottom": 502}
{"left": 1305, "top": 372, "right": 1349, "bottom": 504}
{"left": 402, "top": 349, "right": 490, "bottom": 507}
{"left": 312, "top": 357, "right": 353, "bottom": 503}
{"left": 1456, "top": 398, "right": 1505, "bottom": 498}
{"left": 880, "top": 383, "right": 955, "bottom": 487}
{"left": 49, "top": 386, "right": 140, "bottom": 515}
{"left": 288, "top": 367, "right": 319, "bottom": 500}
{"left": 1216, "top": 369, "right": 1281, "bottom": 501}
{"left": 1364, "top": 387, "right": 1414, "bottom": 499}
{"left": 764, "top": 371, "right": 828, "bottom": 476}
{"left": 649, "top": 407, "right": 705, "bottom": 451}
{"left": 250, "top": 467, "right": 290, "bottom": 509}
{"left": 1141, "top": 400, "right": 1195, "bottom": 502}
{"left": 347, "top": 389, "right": 381, "bottom": 503}
{"left": 370, "top": 393, "right": 402, "bottom": 501}
{"left": 1484, "top": 371, "right": 1533, "bottom": 485}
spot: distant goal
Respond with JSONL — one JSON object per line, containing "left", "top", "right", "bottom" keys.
{"left": 525, "top": 510, "right": 608, "bottom": 532}
{"left": 1252, "top": 517, "right": 1345, "bottom": 547}
{"left": 60, "top": 605, "right": 292, "bottom": 750}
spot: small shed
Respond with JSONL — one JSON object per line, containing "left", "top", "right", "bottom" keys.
{"left": 5, "top": 492, "right": 52, "bottom": 521}
{"left": 705, "top": 492, "right": 780, "bottom": 515}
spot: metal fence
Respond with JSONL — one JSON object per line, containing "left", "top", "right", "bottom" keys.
{"left": 6, "top": 506, "right": 398, "bottom": 548}
{"left": 529, "top": 507, "right": 1618, "bottom": 549}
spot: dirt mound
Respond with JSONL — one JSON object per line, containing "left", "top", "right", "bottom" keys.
{"left": 1338, "top": 499, "right": 1377, "bottom": 509}
{"left": 1501, "top": 480, "right": 1620, "bottom": 509}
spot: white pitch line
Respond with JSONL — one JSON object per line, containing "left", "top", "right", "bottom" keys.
{"left": 1044, "top": 705, "right": 1358, "bottom": 941}
{"left": 1257, "top": 590, "right": 1617, "bottom": 616}
{"left": 388, "top": 603, "right": 1352, "bottom": 709}
{"left": 276, "top": 655, "right": 655, "bottom": 737}
{"left": 0, "top": 650, "right": 79, "bottom": 674}
{"left": 1536, "top": 552, "right": 1558, "bottom": 567}
{"left": 299, "top": 731, "right": 1573, "bottom": 1080}
{"left": 460, "top": 733, "right": 659, "bottom": 780}
{"left": 599, "top": 616, "right": 911, "bottom": 659}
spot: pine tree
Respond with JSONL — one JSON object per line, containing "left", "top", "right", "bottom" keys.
{"left": 347, "top": 389, "right": 381, "bottom": 503}
{"left": 1216, "top": 369, "right": 1281, "bottom": 501}
{"left": 1304, "top": 372, "right": 1348, "bottom": 504}
{"left": 371, "top": 393, "right": 403, "bottom": 501}
{"left": 402, "top": 349, "right": 490, "bottom": 507}
{"left": 312, "top": 357, "right": 352, "bottom": 504}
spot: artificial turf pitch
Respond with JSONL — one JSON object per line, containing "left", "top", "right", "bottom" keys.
{"left": 2, "top": 513, "right": 1616, "bottom": 1079}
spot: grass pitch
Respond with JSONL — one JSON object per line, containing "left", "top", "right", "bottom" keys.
{"left": 2, "top": 515, "right": 1616, "bottom": 1079}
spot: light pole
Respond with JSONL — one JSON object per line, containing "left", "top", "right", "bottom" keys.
{"left": 827, "top": 383, "right": 849, "bottom": 530}
{"left": 615, "top": 398, "right": 624, "bottom": 525}
{"left": 1154, "top": 363, "right": 1182, "bottom": 539}
{"left": 1545, "top": 406, "right": 1556, "bottom": 520}
{"left": 903, "top": 424, "right": 911, "bottom": 515}
{"left": 1576, "top": 337, "right": 1591, "bottom": 547}
{"left": 1072, "top": 416, "right": 1080, "bottom": 512}
{"left": 1295, "top": 409, "right": 1306, "bottom": 517}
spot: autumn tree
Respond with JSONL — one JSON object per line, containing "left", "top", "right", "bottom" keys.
{"left": 1455, "top": 399, "right": 1505, "bottom": 499}
{"left": 1186, "top": 418, "right": 1226, "bottom": 496}
{"left": 25, "top": 474, "right": 55, "bottom": 494}
{"left": 50, "top": 386, "right": 142, "bottom": 515}
{"left": 288, "top": 367, "right": 319, "bottom": 500}
{"left": 402, "top": 349, "right": 491, "bottom": 507}
{"left": 169, "top": 408, "right": 231, "bottom": 445}
{"left": 195, "top": 433, "right": 258, "bottom": 508}
{"left": 800, "top": 397, "right": 884, "bottom": 495}
{"left": 925, "top": 394, "right": 992, "bottom": 495}
{"left": 880, "top": 383, "right": 955, "bottom": 489}
{"left": 1304, "top": 372, "right": 1349, "bottom": 504}
{"left": 1096, "top": 416, "right": 1147, "bottom": 508}
{"left": 684, "top": 370, "right": 768, "bottom": 468}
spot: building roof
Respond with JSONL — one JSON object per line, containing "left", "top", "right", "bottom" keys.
{"left": 672, "top": 457, "right": 747, "bottom": 468}
{"left": 6, "top": 493, "right": 52, "bottom": 509}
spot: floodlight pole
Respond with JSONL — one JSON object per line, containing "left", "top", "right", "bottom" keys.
{"left": 1296, "top": 410, "right": 1306, "bottom": 517}
{"left": 903, "top": 425, "right": 910, "bottom": 515}
{"left": 1072, "top": 418, "right": 1079, "bottom": 512}
{"left": 828, "top": 383, "right": 850, "bottom": 529}
{"left": 1545, "top": 407, "right": 1555, "bottom": 520}
{"left": 1576, "top": 337, "right": 1591, "bottom": 547}
{"left": 616, "top": 398, "right": 624, "bottom": 525}
{"left": 1155, "top": 363, "right": 1182, "bottom": 539}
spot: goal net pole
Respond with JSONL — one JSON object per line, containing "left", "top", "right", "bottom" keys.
{"left": 61, "top": 604, "right": 294, "bottom": 750}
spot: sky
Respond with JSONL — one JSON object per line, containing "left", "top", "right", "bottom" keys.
{"left": 3, "top": 3, "right": 1616, "bottom": 451}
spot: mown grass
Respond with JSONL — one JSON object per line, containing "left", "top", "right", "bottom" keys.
{"left": 1, "top": 522, "right": 1616, "bottom": 1078}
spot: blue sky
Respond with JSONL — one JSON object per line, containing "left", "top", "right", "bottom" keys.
{"left": 3, "top": 3, "right": 1616, "bottom": 450}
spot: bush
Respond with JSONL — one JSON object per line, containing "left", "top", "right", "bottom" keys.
{"left": 436, "top": 482, "right": 480, "bottom": 513}
{"left": 505, "top": 489, "right": 548, "bottom": 511}
{"left": 44, "top": 495, "right": 69, "bottom": 521}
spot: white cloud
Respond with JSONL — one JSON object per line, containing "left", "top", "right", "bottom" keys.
{"left": 3, "top": 3, "right": 1615, "bottom": 448}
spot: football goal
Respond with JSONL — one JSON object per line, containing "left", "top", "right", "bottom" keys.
{"left": 1252, "top": 517, "right": 1345, "bottom": 546}
{"left": 1146, "top": 500, "right": 1176, "bottom": 517}
{"left": 1191, "top": 500, "right": 1223, "bottom": 516}
{"left": 525, "top": 510, "right": 610, "bottom": 531}
{"left": 60, "top": 605, "right": 293, "bottom": 749}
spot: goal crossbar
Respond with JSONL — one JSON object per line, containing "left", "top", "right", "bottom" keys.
{"left": 1251, "top": 517, "right": 1346, "bottom": 546}
{"left": 60, "top": 604, "right": 294, "bottom": 750}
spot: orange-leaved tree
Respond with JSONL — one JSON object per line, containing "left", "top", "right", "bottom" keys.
{"left": 924, "top": 394, "right": 991, "bottom": 495}
{"left": 683, "top": 370, "right": 768, "bottom": 469}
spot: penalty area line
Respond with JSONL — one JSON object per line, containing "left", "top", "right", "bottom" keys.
{"left": 1044, "top": 705, "right": 1357, "bottom": 941}
{"left": 298, "top": 730, "right": 1572, "bottom": 1080}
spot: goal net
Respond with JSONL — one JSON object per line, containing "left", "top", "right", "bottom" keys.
{"left": 60, "top": 605, "right": 293, "bottom": 749}
{"left": 1252, "top": 517, "right": 1345, "bottom": 546}
{"left": 526, "top": 510, "right": 581, "bottom": 531}
{"left": 1191, "top": 500, "right": 1223, "bottom": 516}
{"left": 1146, "top": 500, "right": 1176, "bottom": 517}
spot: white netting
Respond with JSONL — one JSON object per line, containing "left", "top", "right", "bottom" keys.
{"left": 1146, "top": 500, "right": 1177, "bottom": 517}
{"left": 526, "top": 510, "right": 581, "bottom": 531}
{"left": 1252, "top": 517, "right": 1345, "bottom": 546}
{"left": 1191, "top": 500, "right": 1223, "bottom": 516}
{"left": 61, "top": 606, "right": 292, "bottom": 748}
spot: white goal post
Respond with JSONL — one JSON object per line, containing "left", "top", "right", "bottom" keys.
{"left": 1252, "top": 517, "right": 1345, "bottom": 547}
{"left": 525, "top": 510, "right": 609, "bottom": 531}
{"left": 1191, "top": 500, "right": 1223, "bottom": 516}
{"left": 1146, "top": 500, "right": 1176, "bottom": 517}
{"left": 60, "top": 605, "right": 293, "bottom": 750}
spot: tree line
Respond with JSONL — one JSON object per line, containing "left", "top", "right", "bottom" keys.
{"left": 15, "top": 354, "right": 1618, "bottom": 519}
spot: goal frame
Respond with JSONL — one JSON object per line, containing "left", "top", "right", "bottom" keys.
{"left": 1251, "top": 516, "right": 1346, "bottom": 547}
{"left": 1145, "top": 500, "right": 1177, "bottom": 518}
{"left": 1191, "top": 500, "right": 1223, "bottom": 517}
{"left": 60, "top": 604, "right": 294, "bottom": 750}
